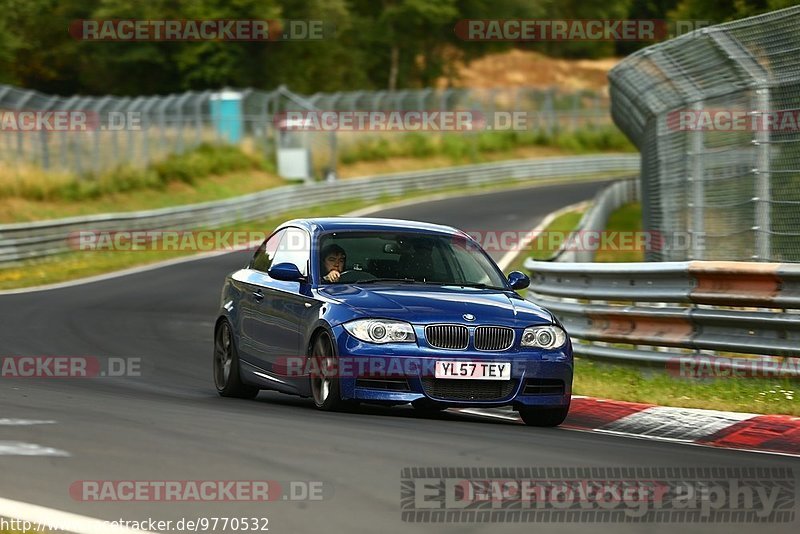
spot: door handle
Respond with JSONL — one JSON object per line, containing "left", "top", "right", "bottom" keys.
{"left": 252, "top": 290, "right": 264, "bottom": 301}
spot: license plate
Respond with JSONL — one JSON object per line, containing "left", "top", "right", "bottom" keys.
{"left": 434, "top": 361, "right": 511, "bottom": 380}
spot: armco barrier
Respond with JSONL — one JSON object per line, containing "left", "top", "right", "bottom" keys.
{"left": 0, "top": 154, "right": 638, "bottom": 264}
{"left": 523, "top": 259, "right": 800, "bottom": 374}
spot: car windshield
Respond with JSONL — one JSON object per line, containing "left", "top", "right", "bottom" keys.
{"left": 318, "top": 231, "right": 508, "bottom": 289}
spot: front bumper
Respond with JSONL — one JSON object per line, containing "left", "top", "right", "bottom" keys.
{"left": 331, "top": 324, "right": 572, "bottom": 408}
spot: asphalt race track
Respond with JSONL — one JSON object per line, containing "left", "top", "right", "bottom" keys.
{"left": 1, "top": 180, "right": 797, "bottom": 534}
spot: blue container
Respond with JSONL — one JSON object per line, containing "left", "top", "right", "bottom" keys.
{"left": 210, "top": 90, "right": 243, "bottom": 143}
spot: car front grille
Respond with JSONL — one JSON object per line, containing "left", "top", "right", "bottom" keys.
{"left": 421, "top": 377, "right": 516, "bottom": 401}
{"left": 522, "top": 378, "right": 565, "bottom": 395}
{"left": 425, "top": 325, "right": 468, "bottom": 350}
{"left": 474, "top": 326, "right": 514, "bottom": 351}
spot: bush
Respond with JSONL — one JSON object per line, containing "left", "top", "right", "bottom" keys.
{"left": 0, "top": 143, "right": 265, "bottom": 202}
{"left": 401, "top": 133, "right": 436, "bottom": 158}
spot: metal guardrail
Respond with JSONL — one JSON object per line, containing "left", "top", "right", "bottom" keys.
{"left": 524, "top": 259, "right": 800, "bottom": 375}
{"left": 0, "top": 154, "right": 638, "bottom": 264}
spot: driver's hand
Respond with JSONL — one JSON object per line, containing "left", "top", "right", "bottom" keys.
{"left": 324, "top": 270, "right": 341, "bottom": 282}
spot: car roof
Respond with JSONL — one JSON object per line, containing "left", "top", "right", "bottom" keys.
{"left": 278, "top": 217, "right": 470, "bottom": 238}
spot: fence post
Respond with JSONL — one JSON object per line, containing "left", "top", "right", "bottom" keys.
{"left": 688, "top": 100, "right": 705, "bottom": 260}
{"left": 753, "top": 85, "right": 772, "bottom": 261}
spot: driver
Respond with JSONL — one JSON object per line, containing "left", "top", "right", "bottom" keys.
{"left": 321, "top": 244, "right": 347, "bottom": 282}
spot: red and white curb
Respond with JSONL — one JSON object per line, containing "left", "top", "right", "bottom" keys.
{"left": 456, "top": 397, "right": 800, "bottom": 457}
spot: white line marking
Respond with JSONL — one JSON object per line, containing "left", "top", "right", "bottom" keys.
{"left": 562, "top": 425, "right": 800, "bottom": 458}
{"left": 0, "top": 244, "right": 257, "bottom": 296}
{"left": 0, "top": 441, "right": 69, "bottom": 456}
{"left": 0, "top": 497, "right": 156, "bottom": 533}
{"left": 455, "top": 408, "right": 521, "bottom": 421}
{"left": 0, "top": 419, "right": 56, "bottom": 425}
{"left": 497, "top": 201, "right": 589, "bottom": 270}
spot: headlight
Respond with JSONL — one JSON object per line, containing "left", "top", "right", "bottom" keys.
{"left": 343, "top": 319, "right": 416, "bottom": 344}
{"left": 520, "top": 325, "right": 567, "bottom": 349}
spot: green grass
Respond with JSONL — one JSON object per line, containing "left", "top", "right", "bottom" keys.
{"left": 594, "top": 202, "right": 644, "bottom": 262}
{"left": 504, "top": 208, "right": 586, "bottom": 275}
{"left": 339, "top": 126, "right": 635, "bottom": 166}
{"left": 0, "top": 172, "right": 625, "bottom": 290}
{"left": 574, "top": 358, "right": 799, "bottom": 415}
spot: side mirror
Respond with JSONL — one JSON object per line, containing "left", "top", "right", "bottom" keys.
{"left": 507, "top": 271, "right": 530, "bottom": 290}
{"left": 268, "top": 262, "right": 304, "bottom": 282}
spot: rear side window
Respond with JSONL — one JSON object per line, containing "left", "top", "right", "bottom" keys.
{"left": 251, "top": 229, "right": 286, "bottom": 272}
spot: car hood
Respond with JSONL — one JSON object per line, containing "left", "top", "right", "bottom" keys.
{"left": 318, "top": 284, "right": 553, "bottom": 327}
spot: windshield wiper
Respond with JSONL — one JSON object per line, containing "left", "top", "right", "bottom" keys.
{"left": 446, "top": 282, "right": 506, "bottom": 290}
{"left": 357, "top": 278, "right": 446, "bottom": 285}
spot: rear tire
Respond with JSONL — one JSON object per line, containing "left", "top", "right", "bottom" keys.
{"left": 214, "top": 320, "right": 259, "bottom": 399}
{"left": 518, "top": 404, "right": 570, "bottom": 427}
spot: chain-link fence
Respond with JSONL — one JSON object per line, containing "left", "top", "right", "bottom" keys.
{"left": 610, "top": 5, "right": 800, "bottom": 262}
{"left": 0, "top": 84, "right": 611, "bottom": 180}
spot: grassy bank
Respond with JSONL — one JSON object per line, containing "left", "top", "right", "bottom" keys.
{"left": 339, "top": 126, "right": 635, "bottom": 166}
{"left": 574, "top": 358, "right": 798, "bottom": 416}
{"left": 0, "top": 131, "right": 632, "bottom": 223}
{"left": 0, "top": 144, "right": 283, "bottom": 223}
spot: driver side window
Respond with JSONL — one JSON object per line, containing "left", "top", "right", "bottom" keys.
{"left": 271, "top": 227, "right": 310, "bottom": 276}
{"left": 251, "top": 229, "right": 286, "bottom": 273}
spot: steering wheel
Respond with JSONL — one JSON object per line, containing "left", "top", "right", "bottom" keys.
{"left": 336, "top": 269, "right": 377, "bottom": 283}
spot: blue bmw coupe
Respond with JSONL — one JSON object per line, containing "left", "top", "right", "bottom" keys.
{"left": 214, "top": 218, "right": 572, "bottom": 426}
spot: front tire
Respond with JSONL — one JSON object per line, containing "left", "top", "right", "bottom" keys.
{"left": 309, "top": 331, "right": 350, "bottom": 411}
{"left": 214, "top": 319, "right": 259, "bottom": 399}
{"left": 518, "top": 404, "right": 570, "bottom": 427}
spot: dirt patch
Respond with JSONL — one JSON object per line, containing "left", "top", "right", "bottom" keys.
{"left": 437, "top": 49, "right": 619, "bottom": 93}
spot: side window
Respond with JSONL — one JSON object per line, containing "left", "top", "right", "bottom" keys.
{"left": 251, "top": 229, "right": 286, "bottom": 273}
{"left": 271, "top": 227, "right": 310, "bottom": 276}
